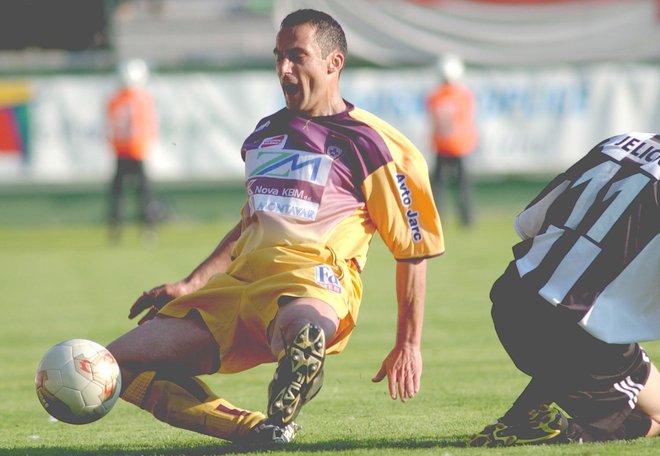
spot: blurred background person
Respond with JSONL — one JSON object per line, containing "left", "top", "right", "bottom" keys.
{"left": 106, "top": 58, "right": 159, "bottom": 244}
{"left": 426, "top": 54, "right": 478, "bottom": 228}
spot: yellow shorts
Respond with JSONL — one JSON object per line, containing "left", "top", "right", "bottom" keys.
{"left": 159, "top": 245, "right": 362, "bottom": 373}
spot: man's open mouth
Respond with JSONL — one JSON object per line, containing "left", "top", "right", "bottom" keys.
{"left": 283, "top": 83, "right": 300, "bottom": 95}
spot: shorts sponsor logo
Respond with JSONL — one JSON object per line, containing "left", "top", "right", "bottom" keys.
{"left": 315, "top": 265, "right": 342, "bottom": 294}
{"left": 396, "top": 173, "right": 423, "bottom": 243}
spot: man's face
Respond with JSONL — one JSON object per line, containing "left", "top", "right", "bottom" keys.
{"left": 274, "top": 23, "right": 334, "bottom": 116}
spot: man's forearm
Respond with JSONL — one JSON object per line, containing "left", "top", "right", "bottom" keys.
{"left": 183, "top": 222, "right": 242, "bottom": 291}
{"left": 395, "top": 259, "right": 427, "bottom": 347}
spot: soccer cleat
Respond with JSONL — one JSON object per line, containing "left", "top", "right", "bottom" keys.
{"left": 239, "top": 420, "right": 300, "bottom": 446}
{"left": 267, "top": 323, "right": 325, "bottom": 427}
{"left": 468, "top": 403, "right": 570, "bottom": 447}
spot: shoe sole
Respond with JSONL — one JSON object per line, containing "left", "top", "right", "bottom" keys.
{"left": 268, "top": 323, "right": 325, "bottom": 426}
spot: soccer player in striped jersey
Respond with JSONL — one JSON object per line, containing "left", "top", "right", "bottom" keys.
{"left": 470, "top": 132, "right": 660, "bottom": 446}
{"left": 106, "top": 9, "right": 444, "bottom": 446}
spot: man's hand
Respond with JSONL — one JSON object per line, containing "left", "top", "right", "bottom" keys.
{"left": 128, "top": 281, "right": 191, "bottom": 325}
{"left": 128, "top": 222, "right": 242, "bottom": 325}
{"left": 371, "top": 344, "right": 422, "bottom": 402}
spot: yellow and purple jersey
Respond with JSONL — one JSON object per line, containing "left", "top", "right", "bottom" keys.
{"left": 234, "top": 102, "right": 444, "bottom": 272}
{"left": 161, "top": 103, "right": 444, "bottom": 372}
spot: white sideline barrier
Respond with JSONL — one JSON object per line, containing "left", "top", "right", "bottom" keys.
{"left": 1, "top": 64, "right": 657, "bottom": 183}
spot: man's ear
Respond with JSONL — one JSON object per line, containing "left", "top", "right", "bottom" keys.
{"left": 328, "top": 52, "right": 345, "bottom": 74}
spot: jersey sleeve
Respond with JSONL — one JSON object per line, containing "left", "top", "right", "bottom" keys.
{"left": 514, "top": 177, "right": 570, "bottom": 240}
{"left": 358, "top": 116, "right": 444, "bottom": 260}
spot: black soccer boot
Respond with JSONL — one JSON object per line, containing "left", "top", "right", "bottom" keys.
{"left": 468, "top": 403, "right": 570, "bottom": 447}
{"left": 237, "top": 420, "right": 300, "bottom": 446}
{"left": 267, "top": 323, "right": 325, "bottom": 426}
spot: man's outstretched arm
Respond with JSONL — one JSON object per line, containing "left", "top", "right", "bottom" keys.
{"left": 372, "top": 259, "right": 427, "bottom": 402}
{"left": 129, "top": 221, "right": 243, "bottom": 323}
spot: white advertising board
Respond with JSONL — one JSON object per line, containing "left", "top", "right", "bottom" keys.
{"left": 1, "top": 64, "right": 657, "bottom": 183}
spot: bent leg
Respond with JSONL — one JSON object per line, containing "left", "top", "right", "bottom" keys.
{"left": 637, "top": 362, "right": 660, "bottom": 436}
{"left": 486, "top": 271, "right": 641, "bottom": 445}
{"left": 501, "top": 377, "right": 556, "bottom": 425}
{"left": 107, "top": 313, "right": 264, "bottom": 441}
{"left": 269, "top": 297, "right": 339, "bottom": 357}
{"left": 266, "top": 297, "right": 339, "bottom": 426}
{"left": 108, "top": 312, "right": 219, "bottom": 383}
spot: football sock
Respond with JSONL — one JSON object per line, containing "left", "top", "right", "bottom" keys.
{"left": 121, "top": 371, "right": 265, "bottom": 441}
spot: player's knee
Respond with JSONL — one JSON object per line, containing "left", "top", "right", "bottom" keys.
{"left": 638, "top": 363, "right": 660, "bottom": 424}
{"left": 270, "top": 300, "right": 338, "bottom": 356}
{"left": 646, "top": 418, "right": 660, "bottom": 437}
{"left": 270, "top": 318, "right": 331, "bottom": 357}
{"left": 288, "top": 317, "right": 334, "bottom": 343}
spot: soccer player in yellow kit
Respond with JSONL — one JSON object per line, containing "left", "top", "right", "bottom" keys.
{"left": 107, "top": 9, "right": 444, "bottom": 445}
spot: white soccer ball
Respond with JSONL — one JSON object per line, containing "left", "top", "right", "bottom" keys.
{"left": 35, "top": 339, "right": 121, "bottom": 424}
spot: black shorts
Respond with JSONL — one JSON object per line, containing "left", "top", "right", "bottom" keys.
{"left": 491, "top": 263, "right": 652, "bottom": 440}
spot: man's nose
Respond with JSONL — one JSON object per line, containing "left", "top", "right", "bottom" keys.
{"left": 277, "top": 58, "right": 293, "bottom": 75}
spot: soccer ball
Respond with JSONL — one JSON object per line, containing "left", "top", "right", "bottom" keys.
{"left": 35, "top": 339, "right": 121, "bottom": 424}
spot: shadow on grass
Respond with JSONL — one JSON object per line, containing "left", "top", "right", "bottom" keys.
{"left": 2, "top": 435, "right": 469, "bottom": 455}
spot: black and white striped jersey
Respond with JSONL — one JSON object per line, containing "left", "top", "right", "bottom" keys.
{"left": 511, "top": 132, "right": 659, "bottom": 343}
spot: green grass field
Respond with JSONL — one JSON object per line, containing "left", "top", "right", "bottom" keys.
{"left": 2, "top": 182, "right": 660, "bottom": 455}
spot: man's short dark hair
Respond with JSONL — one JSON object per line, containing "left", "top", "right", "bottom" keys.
{"left": 280, "top": 9, "right": 348, "bottom": 58}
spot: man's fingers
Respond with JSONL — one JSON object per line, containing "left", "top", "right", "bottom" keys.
{"left": 137, "top": 307, "right": 159, "bottom": 325}
{"left": 396, "top": 368, "right": 420, "bottom": 402}
{"left": 374, "top": 351, "right": 422, "bottom": 402}
{"left": 388, "top": 370, "right": 398, "bottom": 400}
{"left": 128, "top": 291, "right": 152, "bottom": 319}
{"left": 128, "top": 287, "right": 174, "bottom": 320}
{"left": 398, "top": 379, "right": 407, "bottom": 402}
{"left": 406, "top": 371, "right": 417, "bottom": 399}
{"left": 371, "top": 364, "right": 386, "bottom": 383}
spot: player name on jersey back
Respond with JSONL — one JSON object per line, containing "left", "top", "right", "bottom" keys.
{"left": 603, "top": 133, "right": 660, "bottom": 180}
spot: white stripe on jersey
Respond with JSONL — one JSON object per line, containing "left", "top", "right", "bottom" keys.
{"left": 579, "top": 235, "right": 660, "bottom": 343}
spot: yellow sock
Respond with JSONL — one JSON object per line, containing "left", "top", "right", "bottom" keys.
{"left": 121, "top": 371, "right": 265, "bottom": 441}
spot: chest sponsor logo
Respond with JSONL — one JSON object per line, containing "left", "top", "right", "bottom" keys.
{"left": 315, "top": 265, "right": 343, "bottom": 294}
{"left": 396, "top": 173, "right": 423, "bottom": 243}
{"left": 259, "top": 134, "right": 287, "bottom": 149}
{"left": 246, "top": 149, "right": 333, "bottom": 185}
{"left": 250, "top": 194, "right": 319, "bottom": 221}
{"left": 245, "top": 149, "right": 332, "bottom": 221}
